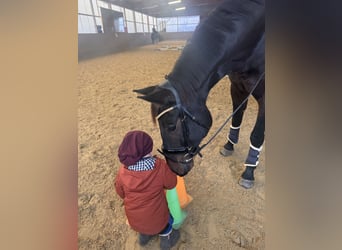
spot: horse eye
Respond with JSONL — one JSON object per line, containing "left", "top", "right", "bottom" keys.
{"left": 167, "top": 124, "right": 177, "bottom": 131}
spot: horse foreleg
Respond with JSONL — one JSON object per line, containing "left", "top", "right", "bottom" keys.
{"left": 239, "top": 95, "right": 265, "bottom": 189}
{"left": 220, "top": 77, "right": 248, "bottom": 156}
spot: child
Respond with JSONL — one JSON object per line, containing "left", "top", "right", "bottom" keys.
{"left": 115, "top": 130, "right": 180, "bottom": 249}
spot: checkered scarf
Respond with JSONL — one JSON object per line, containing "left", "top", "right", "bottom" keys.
{"left": 127, "top": 157, "right": 156, "bottom": 171}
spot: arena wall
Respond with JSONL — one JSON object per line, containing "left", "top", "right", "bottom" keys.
{"left": 78, "top": 32, "right": 193, "bottom": 61}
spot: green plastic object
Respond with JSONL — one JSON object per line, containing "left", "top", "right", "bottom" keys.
{"left": 166, "top": 187, "right": 187, "bottom": 229}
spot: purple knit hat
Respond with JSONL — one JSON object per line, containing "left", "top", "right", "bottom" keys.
{"left": 118, "top": 130, "right": 153, "bottom": 166}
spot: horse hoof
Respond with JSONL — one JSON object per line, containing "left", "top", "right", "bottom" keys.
{"left": 238, "top": 178, "right": 254, "bottom": 189}
{"left": 220, "top": 147, "right": 234, "bottom": 157}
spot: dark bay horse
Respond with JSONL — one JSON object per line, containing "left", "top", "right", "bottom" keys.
{"left": 134, "top": 0, "right": 265, "bottom": 189}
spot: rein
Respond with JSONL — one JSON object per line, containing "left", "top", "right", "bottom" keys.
{"left": 196, "top": 71, "right": 265, "bottom": 155}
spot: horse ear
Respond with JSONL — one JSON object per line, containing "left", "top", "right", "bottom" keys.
{"left": 133, "top": 85, "right": 158, "bottom": 95}
{"left": 136, "top": 88, "right": 170, "bottom": 105}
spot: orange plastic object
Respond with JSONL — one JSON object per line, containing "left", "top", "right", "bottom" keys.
{"left": 176, "top": 176, "right": 193, "bottom": 208}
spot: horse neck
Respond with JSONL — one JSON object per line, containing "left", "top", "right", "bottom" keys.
{"left": 167, "top": 78, "right": 209, "bottom": 111}
{"left": 167, "top": 61, "right": 218, "bottom": 109}
{"left": 166, "top": 0, "right": 265, "bottom": 105}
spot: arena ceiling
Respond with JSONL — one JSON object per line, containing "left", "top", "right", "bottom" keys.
{"left": 105, "top": 0, "right": 224, "bottom": 17}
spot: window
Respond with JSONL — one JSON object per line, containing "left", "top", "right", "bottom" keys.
{"left": 136, "top": 22, "right": 143, "bottom": 33}
{"left": 78, "top": 0, "right": 93, "bottom": 15}
{"left": 157, "top": 16, "right": 199, "bottom": 32}
{"left": 78, "top": 15, "right": 96, "bottom": 33}
{"left": 78, "top": 0, "right": 199, "bottom": 34}
{"left": 135, "top": 12, "right": 142, "bottom": 22}
{"left": 125, "top": 9, "right": 134, "bottom": 21}
{"left": 177, "top": 16, "right": 199, "bottom": 32}
{"left": 142, "top": 14, "right": 148, "bottom": 24}
{"left": 143, "top": 24, "right": 148, "bottom": 33}
{"left": 97, "top": 0, "right": 108, "bottom": 9}
{"left": 95, "top": 17, "right": 102, "bottom": 27}
{"left": 114, "top": 17, "right": 125, "bottom": 32}
{"left": 148, "top": 16, "right": 153, "bottom": 26}
{"left": 126, "top": 21, "right": 135, "bottom": 33}
{"left": 166, "top": 25, "right": 177, "bottom": 32}
{"left": 92, "top": 0, "right": 99, "bottom": 16}
{"left": 111, "top": 4, "right": 122, "bottom": 13}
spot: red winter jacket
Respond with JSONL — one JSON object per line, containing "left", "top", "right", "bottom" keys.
{"left": 115, "top": 157, "right": 177, "bottom": 235}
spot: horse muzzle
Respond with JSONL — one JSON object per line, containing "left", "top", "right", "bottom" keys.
{"left": 166, "top": 157, "right": 194, "bottom": 176}
{"left": 158, "top": 147, "right": 198, "bottom": 176}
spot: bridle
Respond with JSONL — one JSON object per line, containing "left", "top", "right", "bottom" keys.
{"left": 156, "top": 72, "right": 265, "bottom": 166}
{"left": 156, "top": 81, "right": 209, "bottom": 166}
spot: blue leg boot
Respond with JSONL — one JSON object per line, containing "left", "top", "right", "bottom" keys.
{"left": 239, "top": 144, "right": 262, "bottom": 189}
{"left": 220, "top": 126, "right": 240, "bottom": 156}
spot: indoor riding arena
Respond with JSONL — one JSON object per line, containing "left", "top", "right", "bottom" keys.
{"left": 78, "top": 0, "right": 265, "bottom": 249}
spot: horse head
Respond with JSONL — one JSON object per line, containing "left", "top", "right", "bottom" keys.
{"left": 134, "top": 81, "right": 212, "bottom": 176}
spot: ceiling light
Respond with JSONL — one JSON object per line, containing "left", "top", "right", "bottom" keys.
{"left": 175, "top": 6, "right": 186, "bottom": 11}
{"left": 168, "top": 0, "right": 181, "bottom": 5}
